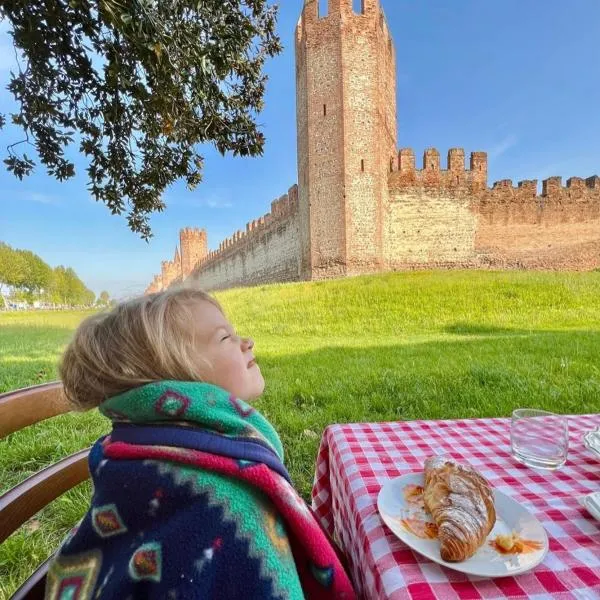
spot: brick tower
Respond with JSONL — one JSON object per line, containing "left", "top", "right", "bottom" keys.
{"left": 295, "top": 0, "right": 397, "bottom": 279}
{"left": 180, "top": 227, "right": 208, "bottom": 278}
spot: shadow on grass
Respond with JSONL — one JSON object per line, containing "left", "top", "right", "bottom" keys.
{"left": 258, "top": 325, "right": 600, "bottom": 425}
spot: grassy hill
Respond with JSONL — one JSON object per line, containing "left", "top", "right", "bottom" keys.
{"left": 1, "top": 270, "right": 600, "bottom": 597}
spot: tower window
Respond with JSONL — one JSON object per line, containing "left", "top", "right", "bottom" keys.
{"left": 323, "top": 104, "right": 327, "bottom": 116}
{"left": 353, "top": 0, "right": 364, "bottom": 15}
{"left": 361, "top": 159, "right": 365, "bottom": 172}
{"left": 319, "top": 0, "right": 328, "bottom": 18}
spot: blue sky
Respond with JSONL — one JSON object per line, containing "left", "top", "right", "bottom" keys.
{"left": 1, "top": 0, "right": 599, "bottom": 299}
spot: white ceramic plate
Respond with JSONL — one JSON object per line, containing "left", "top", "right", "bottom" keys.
{"left": 583, "top": 427, "right": 600, "bottom": 460}
{"left": 377, "top": 473, "right": 548, "bottom": 578}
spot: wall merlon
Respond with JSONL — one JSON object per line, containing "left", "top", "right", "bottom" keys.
{"left": 470, "top": 152, "right": 487, "bottom": 172}
{"left": 517, "top": 180, "right": 538, "bottom": 195}
{"left": 423, "top": 148, "right": 440, "bottom": 171}
{"left": 271, "top": 194, "right": 291, "bottom": 218}
{"left": 493, "top": 179, "right": 514, "bottom": 189}
{"left": 448, "top": 148, "right": 465, "bottom": 172}
{"left": 542, "top": 176, "right": 562, "bottom": 196}
{"left": 586, "top": 176, "right": 600, "bottom": 189}
{"left": 567, "top": 177, "right": 585, "bottom": 190}
{"left": 301, "top": 0, "right": 317, "bottom": 24}
{"left": 361, "top": 0, "right": 380, "bottom": 16}
{"left": 398, "top": 148, "right": 415, "bottom": 172}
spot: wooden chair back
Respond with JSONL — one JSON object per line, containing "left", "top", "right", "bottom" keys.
{"left": 0, "top": 382, "right": 90, "bottom": 600}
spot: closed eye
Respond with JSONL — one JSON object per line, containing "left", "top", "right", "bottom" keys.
{"left": 220, "top": 335, "right": 231, "bottom": 341}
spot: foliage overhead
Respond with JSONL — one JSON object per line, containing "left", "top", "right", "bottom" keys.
{"left": 0, "top": 0, "right": 282, "bottom": 238}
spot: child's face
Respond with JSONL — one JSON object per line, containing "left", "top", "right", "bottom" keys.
{"left": 192, "top": 300, "right": 265, "bottom": 401}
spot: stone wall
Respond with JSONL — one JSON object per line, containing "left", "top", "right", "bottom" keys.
{"left": 387, "top": 148, "right": 600, "bottom": 270}
{"left": 160, "top": 249, "right": 181, "bottom": 290}
{"left": 475, "top": 176, "right": 600, "bottom": 269}
{"left": 186, "top": 186, "right": 301, "bottom": 290}
{"left": 387, "top": 148, "right": 484, "bottom": 266}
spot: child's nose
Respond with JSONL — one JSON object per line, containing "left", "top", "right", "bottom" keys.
{"left": 242, "top": 337, "right": 254, "bottom": 350}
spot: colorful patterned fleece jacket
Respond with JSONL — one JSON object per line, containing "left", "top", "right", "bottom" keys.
{"left": 45, "top": 381, "right": 356, "bottom": 599}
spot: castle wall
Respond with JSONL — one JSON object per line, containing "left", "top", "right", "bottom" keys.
{"left": 161, "top": 256, "right": 180, "bottom": 289}
{"left": 474, "top": 176, "right": 600, "bottom": 269}
{"left": 146, "top": 0, "right": 600, "bottom": 295}
{"left": 145, "top": 274, "right": 163, "bottom": 295}
{"left": 187, "top": 186, "right": 301, "bottom": 290}
{"left": 387, "top": 149, "right": 600, "bottom": 270}
{"left": 386, "top": 149, "right": 481, "bottom": 266}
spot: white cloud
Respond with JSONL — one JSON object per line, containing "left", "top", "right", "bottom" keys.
{"left": 488, "top": 134, "right": 518, "bottom": 159}
{"left": 27, "top": 192, "right": 58, "bottom": 205}
{"left": 0, "top": 190, "right": 61, "bottom": 205}
{"left": 204, "top": 197, "right": 233, "bottom": 209}
{"left": 167, "top": 192, "right": 233, "bottom": 209}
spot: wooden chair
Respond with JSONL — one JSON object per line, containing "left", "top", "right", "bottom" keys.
{"left": 0, "top": 382, "right": 90, "bottom": 600}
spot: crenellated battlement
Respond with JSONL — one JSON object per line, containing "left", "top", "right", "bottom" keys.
{"left": 300, "top": 0, "right": 382, "bottom": 23}
{"left": 188, "top": 185, "right": 299, "bottom": 273}
{"left": 144, "top": 273, "right": 163, "bottom": 295}
{"left": 297, "top": 0, "right": 391, "bottom": 47}
{"left": 484, "top": 174, "right": 600, "bottom": 203}
{"left": 389, "top": 148, "right": 488, "bottom": 192}
{"left": 180, "top": 227, "right": 206, "bottom": 241}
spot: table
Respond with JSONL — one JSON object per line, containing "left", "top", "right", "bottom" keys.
{"left": 312, "top": 414, "right": 600, "bottom": 599}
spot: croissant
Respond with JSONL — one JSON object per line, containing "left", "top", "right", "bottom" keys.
{"left": 423, "top": 456, "right": 496, "bottom": 562}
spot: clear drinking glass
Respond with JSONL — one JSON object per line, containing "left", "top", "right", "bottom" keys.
{"left": 510, "top": 409, "right": 568, "bottom": 470}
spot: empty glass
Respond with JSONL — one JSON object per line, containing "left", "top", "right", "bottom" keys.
{"left": 510, "top": 409, "right": 568, "bottom": 470}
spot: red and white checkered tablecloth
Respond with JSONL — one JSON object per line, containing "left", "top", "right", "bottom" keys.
{"left": 312, "top": 414, "right": 600, "bottom": 600}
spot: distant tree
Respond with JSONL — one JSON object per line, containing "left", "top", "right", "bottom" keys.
{"left": 0, "top": 243, "right": 94, "bottom": 307}
{"left": 49, "top": 265, "right": 93, "bottom": 306}
{"left": 49, "top": 265, "right": 68, "bottom": 304}
{"left": 99, "top": 290, "right": 110, "bottom": 305}
{"left": 0, "top": 242, "right": 27, "bottom": 290}
{"left": 0, "top": 0, "right": 282, "bottom": 239}
{"left": 16, "top": 249, "right": 52, "bottom": 293}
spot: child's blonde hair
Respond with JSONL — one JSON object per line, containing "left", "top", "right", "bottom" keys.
{"left": 60, "top": 287, "right": 222, "bottom": 410}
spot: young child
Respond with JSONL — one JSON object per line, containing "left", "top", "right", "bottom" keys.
{"left": 45, "top": 288, "right": 355, "bottom": 599}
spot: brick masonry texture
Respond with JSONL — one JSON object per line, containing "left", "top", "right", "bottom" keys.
{"left": 146, "top": 0, "right": 600, "bottom": 294}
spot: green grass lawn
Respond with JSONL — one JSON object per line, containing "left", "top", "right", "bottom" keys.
{"left": 1, "top": 270, "right": 600, "bottom": 597}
